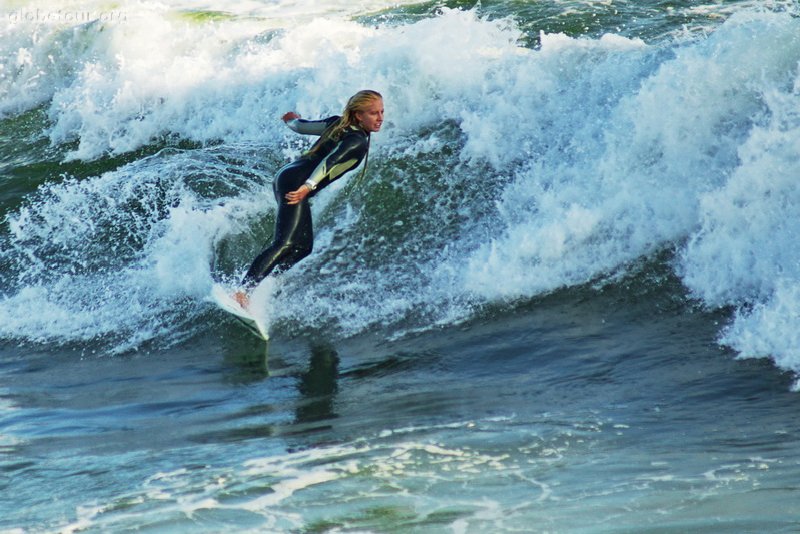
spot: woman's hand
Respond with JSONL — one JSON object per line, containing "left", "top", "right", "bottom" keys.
{"left": 282, "top": 111, "right": 300, "bottom": 122}
{"left": 286, "top": 184, "right": 310, "bottom": 205}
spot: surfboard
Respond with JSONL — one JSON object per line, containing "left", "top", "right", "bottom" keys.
{"left": 210, "top": 284, "right": 269, "bottom": 341}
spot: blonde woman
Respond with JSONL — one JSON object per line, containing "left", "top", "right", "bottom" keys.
{"left": 234, "top": 90, "right": 384, "bottom": 308}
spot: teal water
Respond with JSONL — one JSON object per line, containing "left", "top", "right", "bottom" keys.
{"left": 2, "top": 1, "right": 800, "bottom": 532}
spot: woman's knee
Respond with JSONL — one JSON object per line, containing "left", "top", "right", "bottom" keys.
{"left": 288, "top": 244, "right": 313, "bottom": 266}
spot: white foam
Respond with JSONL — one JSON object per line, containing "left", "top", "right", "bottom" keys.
{"left": 57, "top": 421, "right": 537, "bottom": 532}
{"left": 0, "top": 0, "right": 421, "bottom": 155}
{"left": 0, "top": 148, "right": 263, "bottom": 352}
{"left": 677, "top": 13, "right": 800, "bottom": 375}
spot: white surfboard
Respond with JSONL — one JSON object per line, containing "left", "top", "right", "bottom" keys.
{"left": 210, "top": 284, "right": 269, "bottom": 341}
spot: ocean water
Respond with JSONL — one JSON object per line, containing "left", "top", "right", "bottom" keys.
{"left": 2, "top": 0, "right": 800, "bottom": 532}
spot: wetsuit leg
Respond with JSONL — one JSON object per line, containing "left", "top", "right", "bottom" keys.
{"left": 241, "top": 160, "right": 314, "bottom": 288}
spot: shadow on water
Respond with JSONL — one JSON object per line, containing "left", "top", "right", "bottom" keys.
{"left": 221, "top": 338, "right": 339, "bottom": 405}
{"left": 0, "top": 329, "right": 344, "bottom": 458}
{"left": 295, "top": 342, "right": 340, "bottom": 425}
{"left": 195, "top": 337, "right": 342, "bottom": 443}
{"left": 221, "top": 338, "right": 271, "bottom": 384}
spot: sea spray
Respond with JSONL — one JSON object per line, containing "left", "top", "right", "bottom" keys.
{"left": 0, "top": 147, "right": 269, "bottom": 352}
{"left": 679, "top": 14, "right": 800, "bottom": 375}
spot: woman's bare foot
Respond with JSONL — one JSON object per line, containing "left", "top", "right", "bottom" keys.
{"left": 233, "top": 290, "right": 250, "bottom": 309}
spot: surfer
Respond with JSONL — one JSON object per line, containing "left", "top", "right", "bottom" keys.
{"left": 233, "top": 89, "right": 384, "bottom": 308}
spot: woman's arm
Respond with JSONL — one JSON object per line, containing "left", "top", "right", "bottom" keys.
{"left": 283, "top": 112, "right": 338, "bottom": 136}
{"left": 285, "top": 132, "right": 369, "bottom": 205}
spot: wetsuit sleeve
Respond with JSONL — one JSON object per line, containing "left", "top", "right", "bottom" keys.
{"left": 303, "top": 133, "right": 369, "bottom": 192}
{"left": 285, "top": 116, "right": 339, "bottom": 136}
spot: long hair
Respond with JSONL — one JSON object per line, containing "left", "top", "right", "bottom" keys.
{"left": 330, "top": 89, "right": 383, "bottom": 139}
{"left": 306, "top": 90, "right": 383, "bottom": 156}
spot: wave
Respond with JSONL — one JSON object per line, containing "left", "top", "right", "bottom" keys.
{"left": 2, "top": 3, "right": 800, "bottom": 382}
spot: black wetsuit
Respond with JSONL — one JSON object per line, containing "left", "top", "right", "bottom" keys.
{"left": 241, "top": 116, "right": 370, "bottom": 288}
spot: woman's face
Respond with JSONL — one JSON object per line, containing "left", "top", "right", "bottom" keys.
{"left": 356, "top": 98, "right": 384, "bottom": 133}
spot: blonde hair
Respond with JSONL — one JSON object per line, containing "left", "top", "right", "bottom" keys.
{"left": 332, "top": 89, "right": 383, "bottom": 138}
{"left": 307, "top": 90, "right": 383, "bottom": 155}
